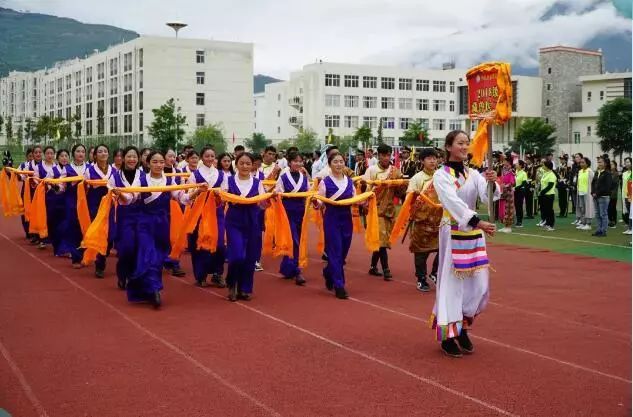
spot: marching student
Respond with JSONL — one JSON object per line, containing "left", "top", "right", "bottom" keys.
{"left": 162, "top": 148, "right": 186, "bottom": 277}
{"left": 25, "top": 145, "right": 43, "bottom": 244}
{"left": 217, "top": 152, "right": 235, "bottom": 177}
{"left": 112, "top": 149, "right": 124, "bottom": 171}
{"left": 183, "top": 150, "right": 200, "bottom": 174}
{"left": 275, "top": 150, "right": 308, "bottom": 285}
{"left": 251, "top": 153, "right": 266, "bottom": 272}
{"left": 18, "top": 147, "right": 34, "bottom": 239}
{"left": 139, "top": 148, "right": 151, "bottom": 173}
{"left": 431, "top": 130, "right": 499, "bottom": 358}
{"left": 362, "top": 143, "right": 404, "bottom": 281}
{"left": 60, "top": 144, "right": 88, "bottom": 268}
{"left": 32, "top": 146, "right": 65, "bottom": 251}
{"left": 181, "top": 146, "right": 228, "bottom": 288}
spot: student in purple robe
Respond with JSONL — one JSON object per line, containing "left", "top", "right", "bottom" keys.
{"left": 218, "top": 152, "right": 273, "bottom": 301}
{"left": 83, "top": 144, "right": 115, "bottom": 279}
{"left": 218, "top": 153, "right": 235, "bottom": 178}
{"left": 18, "top": 147, "right": 34, "bottom": 239}
{"left": 33, "top": 146, "right": 65, "bottom": 251}
{"left": 180, "top": 146, "right": 228, "bottom": 287}
{"left": 162, "top": 148, "right": 186, "bottom": 277}
{"left": 25, "top": 145, "right": 43, "bottom": 244}
{"left": 50, "top": 148, "right": 70, "bottom": 256}
{"left": 60, "top": 144, "right": 88, "bottom": 268}
{"left": 275, "top": 150, "right": 308, "bottom": 285}
{"left": 251, "top": 154, "right": 266, "bottom": 272}
{"left": 313, "top": 152, "right": 357, "bottom": 299}
{"left": 139, "top": 148, "right": 151, "bottom": 173}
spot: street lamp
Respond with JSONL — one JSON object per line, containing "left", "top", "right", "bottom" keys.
{"left": 166, "top": 21, "right": 188, "bottom": 38}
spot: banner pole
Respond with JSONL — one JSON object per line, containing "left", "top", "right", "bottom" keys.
{"left": 487, "top": 123, "right": 495, "bottom": 222}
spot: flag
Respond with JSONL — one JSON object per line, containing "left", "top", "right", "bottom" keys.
{"left": 327, "top": 132, "right": 332, "bottom": 144}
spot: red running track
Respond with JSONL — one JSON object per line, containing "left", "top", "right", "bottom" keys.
{"left": 0, "top": 215, "right": 630, "bottom": 417}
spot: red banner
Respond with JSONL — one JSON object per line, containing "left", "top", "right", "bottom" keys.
{"left": 467, "top": 67, "right": 499, "bottom": 120}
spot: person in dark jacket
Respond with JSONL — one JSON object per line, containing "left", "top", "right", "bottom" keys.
{"left": 608, "top": 160, "right": 619, "bottom": 228}
{"left": 591, "top": 156, "right": 613, "bottom": 237}
{"left": 556, "top": 155, "right": 569, "bottom": 217}
{"left": 568, "top": 153, "right": 582, "bottom": 215}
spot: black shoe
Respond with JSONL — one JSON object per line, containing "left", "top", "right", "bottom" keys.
{"left": 227, "top": 285, "right": 237, "bottom": 302}
{"left": 321, "top": 253, "right": 329, "bottom": 261}
{"left": 170, "top": 267, "right": 186, "bottom": 277}
{"left": 151, "top": 291, "right": 161, "bottom": 309}
{"left": 95, "top": 269, "right": 105, "bottom": 279}
{"left": 295, "top": 275, "right": 306, "bottom": 286}
{"left": 428, "top": 274, "right": 437, "bottom": 284}
{"left": 195, "top": 279, "right": 208, "bottom": 287}
{"left": 368, "top": 267, "right": 382, "bottom": 277}
{"left": 591, "top": 232, "right": 605, "bottom": 237}
{"left": 456, "top": 330, "right": 474, "bottom": 354}
{"left": 383, "top": 269, "right": 393, "bottom": 281}
{"left": 441, "top": 338, "right": 463, "bottom": 358}
{"left": 325, "top": 279, "right": 334, "bottom": 291}
{"left": 335, "top": 287, "right": 349, "bottom": 299}
{"left": 237, "top": 292, "right": 251, "bottom": 301}
{"left": 417, "top": 280, "right": 430, "bottom": 292}
{"left": 117, "top": 278, "right": 126, "bottom": 290}
{"left": 211, "top": 274, "right": 226, "bottom": 288}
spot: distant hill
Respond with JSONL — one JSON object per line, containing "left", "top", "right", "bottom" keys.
{"left": 254, "top": 74, "right": 282, "bottom": 93}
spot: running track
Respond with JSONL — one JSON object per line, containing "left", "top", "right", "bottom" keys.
{"left": 0, "top": 215, "right": 630, "bottom": 417}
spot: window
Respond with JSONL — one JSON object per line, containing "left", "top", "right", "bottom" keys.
{"left": 418, "top": 118, "right": 429, "bottom": 128}
{"left": 124, "top": 114, "right": 132, "bottom": 133}
{"left": 196, "top": 113, "right": 205, "bottom": 127}
{"left": 433, "top": 119, "right": 445, "bottom": 130}
{"left": 416, "top": 79, "right": 429, "bottom": 91}
{"left": 599, "top": 90, "right": 604, "bottom": 100}
{"left": 124, "top": 53, "right": 132, "bottom": 72}
{"left": 110, "top": 116, "right": 118, "bottom": 134}
{"left": 363, "top": 76, "right": 377, "bottom": 88}
{"left": 110, "top": 97, "right": 118, "bottom": 114}
{"left": 196, "top": 71, "right": 205, "bottom": 85}
{"left": 57, "top": 78, "right": 63, "bottom": 92}
{"left": 97, "top": 63, "right": 105, "bottom": 80}
{"left": 277, "top": 93, "right": 281, "bottom": 101}
{"left": 399, "top": 117, "right": 411, "bottom": 129}
{"left": 66, "top": 75, "right": 71, "bottom": 90}
{"left": 363, "top": 116, "right": 378, "bottom": 129}
{"left": 277, "top": 127, "right": 281, "bottom": 134}
{"left": 86, "top": 67, "right": 93, "bottom": 83}
{"left": 75, "top": 105, "right": 81, "bottom": 119}
{"left": 109, "top": 58, "right": 118, "bottom": 76}
{"left": 363, "top": 96, "right": 377, "bottom": 108}
{"left": 449, "top": 100, "right": 455, "bottom": 112}
{"left": 139, "top": 49, "right": 143, "bottom": 68}
{"left": 325, "top": 115, "right": 340, "bottom": 128}
{"left": 449, "top": 81, "right": 455, "bottom": 93}
{"left": 449, "top": 119, "right": 462, "bottom": 130}
{"left": 98, "top": 81, "right": 105, "bottom": 98}
{"left": 139, "top": 92, "right": 143, "bottom": 110}
{"left": 110, "top": 77, "right": 118, "bottom": 95}
{"left": 382, "top": 117, "right": 395, "bottom": 129}
{"left": 547, "top": 67, "right": 552, "bottom": 74}
{"left": 573, "top": 131, "right": 581, "bottom": 144}
{"left": 587, "top": 91, "right": 591, "bottom": 102}
{"left": 546, "top": 99, "right": 550, "bottom": 106}
{"left": 381, "top": 97, "right": 395, "bottom": 109}
{"left": 277, "top": 110, "right": 281, "bottom": 117}
{"left": 587, "top": 125, "right": 592, "bottom": 136}
{"left": 85, "top": 120, "right": 92, "bottom": 135}
{"left": 75, "top": 88, "right": 81, "bottom": 103}
{"left": 344, "top": 75, "right": 359, "bottom": 88}
{"left": 66, "top": 107, "right": 71, "bottom": 120}
{"left": 139, "top": 70, "right": 143, "bottom": 89}
{"left": 325, "top": 94, "right": 340, "bottom": 107}
{"left": 75, "top": 71, "right": 82, "bottom": 86}
{"left": 139, "top": 113, "right": 143, "bottom": 132}
{"left": 545, "top": 117, "right": 549, "bottom": 124}
{"left": 381, "top": 77, "right": 395, "bottom": 89}
{"left": 398, "top": 98, "right": 412, "bottom": 110}
{"left": 196, "top": 93, "right": 205, "bottom": 105}
{"left": 124, "top": 94, "right": 132, "bottom": 112}
{"left": 49, "top": 81, "right": 55, "bottom": 95}
{"left": 416, "top": 98, "right": 429, "bottom": 111}
{"left": 196, "top": 50, "right": 205, "bottom": 63}
{"left": 433, "top": 80, "right": 446, "bottom": 92}
{"left": 432, "top": 100, "right": 446, "bottom": 111}
{"left": 399, "top": 78, "right": 412, "bottom": 90}
{"left": 547, "top": 83, "right": 552, "bottom": 91}
{"left": 86, "top": 102, "right": 93, "bottom": 118}
{"left": 344, "top": 95, "right": 359, "bottom": 108}
{"left": 344, "top": 115, "right": 359, "bottom": 129}
{"left": 325, "top": 74, "right": 340, "bottom": 87}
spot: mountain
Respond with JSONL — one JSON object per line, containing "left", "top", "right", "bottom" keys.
{"left": 0, "top": 7, "right": 139, "bottom": 76}
{"left": 254, "top": 74, "right": 282, "bottom": 93}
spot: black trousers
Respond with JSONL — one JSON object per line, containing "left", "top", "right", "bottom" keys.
{"left": 623, "top": 201, "right": 631, "bottom": 224}
{"left": 514, "top": 189, "right": 525, "bottom": 225}
{"left": 414, "top": 251, "right": 438, "bottom": 280}
{"left": 525, "top": 188, "right": 534, "bottom": 217}
{"left": 570, "top": 188, "right": 577, "bottom": 213}
{"left": 541, "top": 194, "right": 555, "bottom": 227}
{"left": 608, "top": 195, "right": 618, "bottom": 224}
{"left": 557, "top": 186, "right": 568, "bottom": 216}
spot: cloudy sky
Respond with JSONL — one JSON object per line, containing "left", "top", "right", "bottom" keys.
{"left": 2, "top": 0, "right": 631, "bottom": 78}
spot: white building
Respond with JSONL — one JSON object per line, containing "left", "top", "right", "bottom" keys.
{"left": 566, "top": 72, "right": 632, "bottom": 160}
{"left": 0, "top": 36, "right": 254, "bottom": 146}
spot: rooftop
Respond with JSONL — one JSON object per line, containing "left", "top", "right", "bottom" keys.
{"left": 539, "top": 45, "right": 602, "bottom": 57}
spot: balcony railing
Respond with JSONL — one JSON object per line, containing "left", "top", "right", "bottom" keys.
{"left": 288, "top": 96, "right": 303, "bottom": 107}
{"left": 289, "top": 115, "right": 303, "bottom": 126}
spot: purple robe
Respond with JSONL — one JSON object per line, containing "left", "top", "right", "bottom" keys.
{"left": 85, "top": 165, "right": 115, "bottom": 271}
{"left": 57, "top": 164, "right": 85, "bottom": 264}
{"left": 322, "top": 176, "right": 354, "bottom": 289}
{"left": 37, "top": 163, "right": 64, "bottom": 253}
{"left": 278, "top": 171, "right": 308, "bottom": 278}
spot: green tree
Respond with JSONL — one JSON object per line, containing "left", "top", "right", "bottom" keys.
{"left": 24, "top": 118, "right": 34, "bottom": 143}
{"left": 34, "top": 115, "right": 51, "bottom": 143}
{"left": 15, "top": 126, "right": 23, "bottom": 147}
{"left": 353, "top": 124, "right": 373, "bottom": 147}
{"left": 597, "top": 97, "right": 632, "bottom": 161}
{"left": 191, "top": 123, "right": 227, "bottom": 154}
{"left": 0, "top": 115, "right": 4, "bottom": 136}
{"left": 73, "top": 112, "right": 82, "bottom": 139}
{"left": 509, "top": 118, "right": 556, "bottom": 157}
{"left": 245, "top": 132, "right": 270, "bottom": 154}
{"left": 5, "top": 117, "right": 13, "bottom": 144}
{"left": 148, "top": 98, "right": 187, "bottom": 151}
{"left": 376, "top": 119, "right": 384, "bottom": 145}
{"left": 59, "top": 118, "right": 72, "bottom": 140}
{"left": 400, "top": 120, "right": 432, "bottom": 147}
{"left": 295, "top": 128, "right": 319, "bottom": 153}
{"left": 276, "top": 139, "right": 294, "bottom": 152}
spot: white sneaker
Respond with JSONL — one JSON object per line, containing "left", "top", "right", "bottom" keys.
{"left": 576, "top": 224, "right": 584, "bottom": 229}
{"left": 623, "top": 229, "right": 632, "bottom": 235}
{"left": 545, "top": 226, "right": 555, "bottom": 232}
{"left": 571, "top": 220, "right": 579, "bottom": 225}
{"left": 255, "top": 262, "right": 263, "bottom": 272}
{"left": 499, "top": 227, "right": 512, "bottom": 233}
{"left": 536, "top": 221, "right": 545, "bottom": 227}
{"left": 580, "top": 225, "right": 592, "bottom": 231}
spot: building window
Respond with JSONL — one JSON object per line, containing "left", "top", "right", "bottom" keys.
{"left": 573, "top": 131, "right": 581, "bottom": 144}
{"left": 277, "top": 110, "right": 281, "bottom": 117}
{"left": 382, "top": 117, "right": 395, "bottom": 129}
{"left": 599, "top": 90, "right": 604, "bottom": 100}
{"left": 139, "top": 113, "right": 144, "bottom": 132}
{"left": 109, "top": 58, "right": 118, "bottom": 76}
{"left": 123, "top": 74, "right": 132, "bottom": 92}
{"left": 66, "top": 75, "right": 72, "bottom": 90}
{"left": 325, "top": 115, "right": 340, "bottom": 128}
{"left": 546, "top": 99, "right": 550, "bottom": 106}
{"left": 124, "top": 53, "right": 132, "bottom": 72}
{"left": 97, "top": 63, "right": 105, "bottom": 80}
{"left": 625, "top": 78, "right": 632, "bottom": 99}
{"left": 432, "top": 119, "right": 446, "bottom": 130}
{"left": 344, "top": 95, "right": 359, "bottom": 108}
{"left": 196, "top": 50, "right": 205, "bottom": 63}
{"left": 124, "top": 114, "right": 132, "bottom": 133}
{"left": 363, "top": 96, "right": 377, "bottom": 108}
{"left": 124, "top": 94, "right": 132, "bottom": 112}
{"left": 98, "top": 81, "right": 105, "bottom": 98}
{"left": 363, "top": 116, "right": 378, "bottom": 129}
{"left": 432, "top": 80, "right": 446, "bottom": 92}
{"left": 587, "top": 91, "right": 592, "bottom": 102}
{"left": 277, "top": 127, "right": 281, "bottom": 134}
{"left": 449, "top": 119, "right": 462, "bottom": 130}
{"left": 344, "top": 115, "right": 359, "bottom": 129}
{"left": 75, "top": 88, "right": 81, "bottom": 103}
{"left": 344, "top": 75, "right": 359, "bottom": 88}
{"left": 110, "top": 116, "right": 118, "bottom": 134}
{"left": 399, "top": 117, "right": 411, "bottom": 129}
{"left": 545, "top": 117, "right": 549, "bottom": 124}
{"left": 325, "top": 74, "right": 340, "bottom": 87}
{"left": 416, "top": 98, "right": 429, "bottom": 111}
{"left": 381, "top": 77, "right": 395, "bottom": 90}
{"left": 587, "top": 125, "right": 592, "bottom": 136}
{"left": 75, "top": 71, "right": 82, "bottom": 86}
{"left": 325, "top": 94, "right": 340, "bottom": 107}
{"left": 138, "top": 49, "right": 143, "bottom": 68}
{"left": 363, "top": 76, "right": 377, "bottom": 88}
{"left": 57, "top": 78, "right": 63, "bottom": 92}
{"left": 432, "top": 99, "right": 446, "bottom": 111}
{"left": 196, "top": 113, "right": 205, "bottom": 127}
{"left": 399, "top": 78, "right": 412, "bottom": 90}
{"left": 547, "top": 67, "right": 552, "bottom": 74}
{"left": 416, "top": 79, "right": 429, "bottom": 91}
{"left": 139, "top": 91, "right": 143, "bottom": 110}
{"left": 449, "top": 100, "right": 455, "bottom": 112}
{"left": 86, "top": 67, "right": 93, "bottom": 83}
{"left": 381, "top": 97, "right": 395, "bottom": 109}
{"left": 196, "top": 71, "right": 205, "bottom": 85}
{"left": 86, "top": 102, "right": 93, "bottom": 118}
{"left": 196, "top": 93, "right": 205, "bottom": 105}
{"left": 110, "top": 97, "right": 118, "bottom": 114}
{"left": 85, "top": 120, "right": 92, "bottom": 135}
{"left": 277, "top": 93, "right": 281, "bottom": 101}
{"left": 547, "top": 83, "right": 552, "bottom": 91}
{"left": 449, "top": 81, "right": 455, "bottom": 93}
{"left": 139, "top": 71, "right": 143, "bottom": 89}
{"left": 398, "top": 98, "right": 412, "bottom": 110}
{"left": 110, "top": 77, "right": 118, "bottom": 95}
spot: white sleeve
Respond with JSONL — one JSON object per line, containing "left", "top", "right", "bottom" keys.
{"left": 434, "top": 170, "right": 477, "bottom": 230}
{"left": 317, "top": 179, "right": 327, "bottom": 197}
{"left": 179, "top": 173, "right": 198, "bottom": 205}
{"left": 406, "top": 173, "right": 420, "bottom": 194}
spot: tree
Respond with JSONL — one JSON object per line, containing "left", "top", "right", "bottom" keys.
{"left": 376, "top": 119, "right": 384, "bottom": 145}
{"left": 245, "top": 132, "right": 270, "bottom": 154}
{"left": 597, "top": 97, "right": 632, "bottom": 160}
{"left": 191, "top": 123, "right": 227, "bottom": 154}
{"left": 294, "top": 128, "right": 319, "bottom": 153}
{"left": 353, "top": 125, "right": 373, "bottom": 148}
{"left": 509, "top": 118, "right": 556, "bottom": 157}
{"left": 73, "top": 112, "right": 82, "bottom": 139}
{"left": 15, "top": 127, "right": 23, "bottom": 148}
{"left": 59, "top": 118, "right": 72, "bottom": 140}
{"left": 24, "top": 118, "right": 34, "bottom": 144}
{"left": 5, "top": 117, "right": 13, "bottom": 144}
{"left": 276, "top": 139, "right": 294, "bottom": 152}
{"left": 35, "top": 115, "right": 51, "bottom": 143}
{"left": 0, "top": 115, "right": 4, "bottom": 137}
{"left": 148, "top": 98, "right": 186, "bottom": 151}
{"left": 399, "top": 120, "right": 432, "bottom": 147}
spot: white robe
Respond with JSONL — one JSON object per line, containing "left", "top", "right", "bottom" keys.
{"left": 431, "top": 167, "right": 500, "bottom": 338}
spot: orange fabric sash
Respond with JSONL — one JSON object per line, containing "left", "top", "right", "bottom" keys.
{"left": 0, "top": 169, "right": 11, "bottom": 216}
{"left": 390, "top": 190, "right": 443, "bottom": 244}
{"left": 28, "top": 182, "right": 48, "bottom": 238}
{"left": 81, "top": 190, "right": 114, "bottom": 265}
{"left": 8, "top": 170, "right": 24, "bottom": 216}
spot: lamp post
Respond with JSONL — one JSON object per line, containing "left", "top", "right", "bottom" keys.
{"left": 166, "top": 22, "right": 188, "bottom": 38}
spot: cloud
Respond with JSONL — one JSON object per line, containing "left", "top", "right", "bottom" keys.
{"left": 1, "top": 0, "right": 629, "bottom": 77}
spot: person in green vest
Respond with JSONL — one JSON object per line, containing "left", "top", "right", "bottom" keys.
{"left": 514, "top": 160, "right": 528, "bottom": 227}
{"left": 575, "top": 157, "right": 594, "bottom": 231}
{"left": 622, "top": 157, "right": 632, "bottom": 235}
{"left": 539, "top": 161, "right": 557, "bottom": 231}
